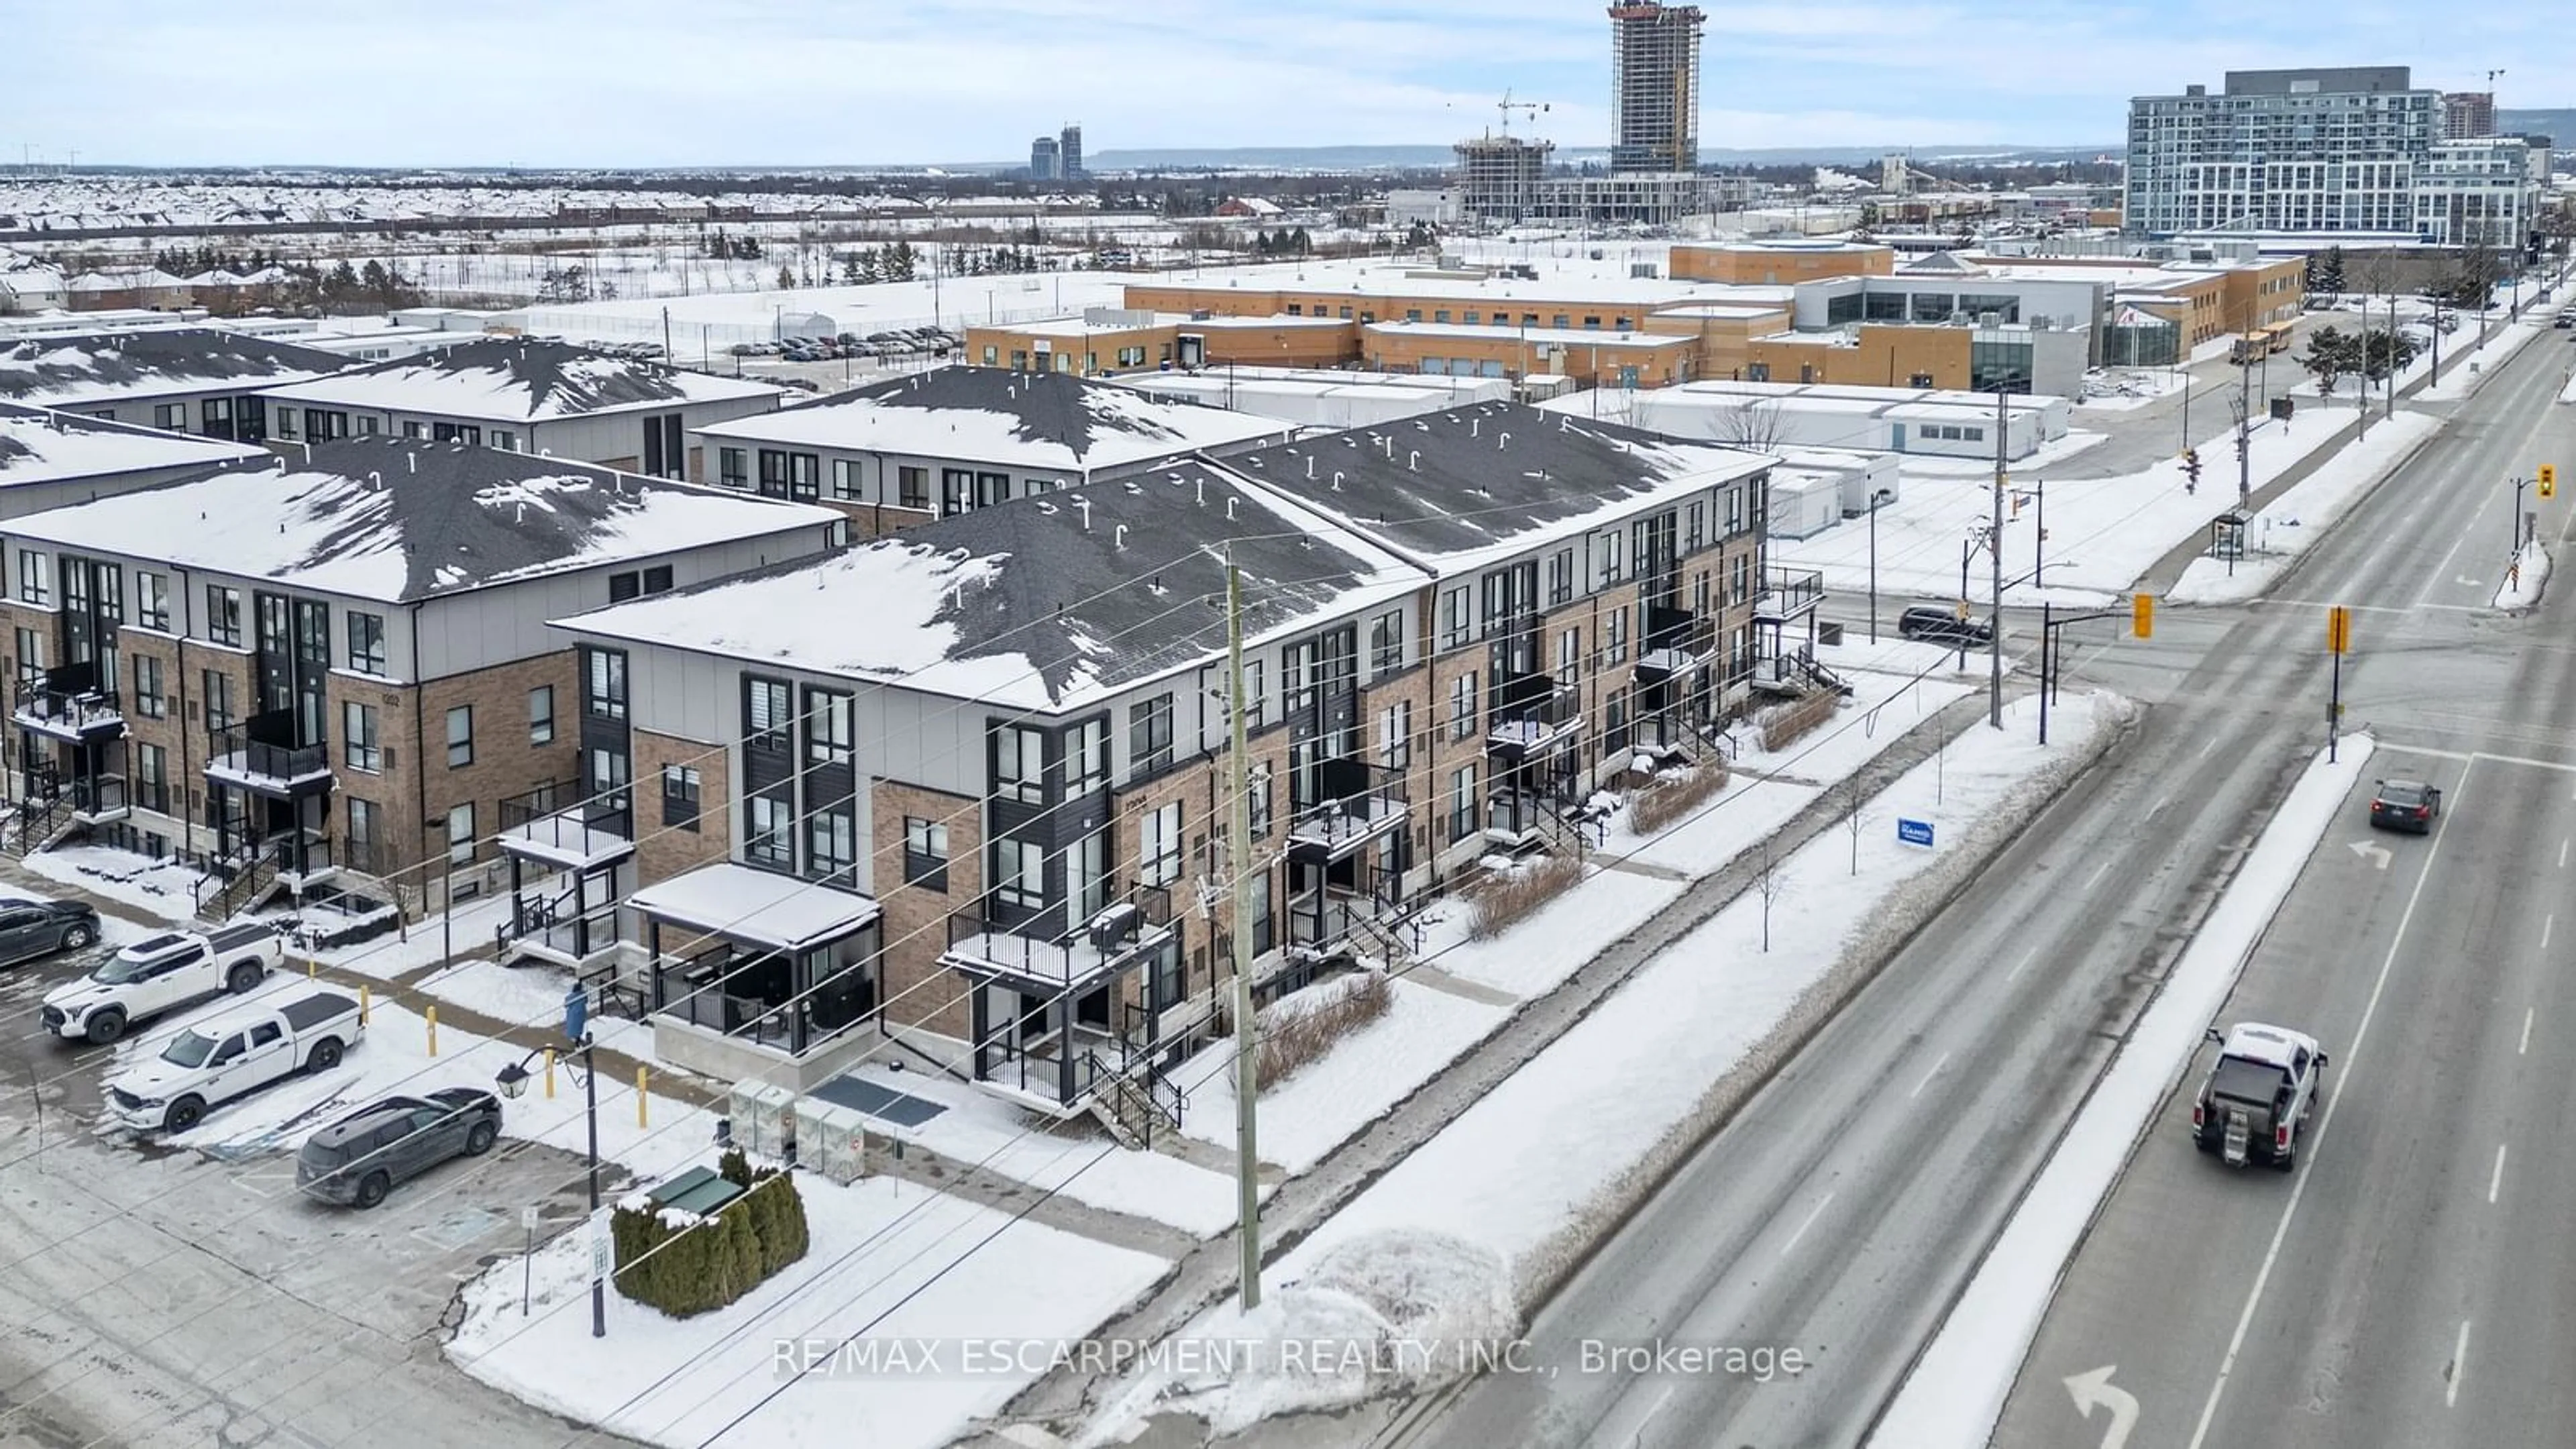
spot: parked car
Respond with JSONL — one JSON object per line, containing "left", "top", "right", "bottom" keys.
{"left": 297, "top": 1088, "right": 503, "bottom": 1208}
{"left": 41, "top": 924, "right": 283, "bottom": 1044}
{"left": 107, "top": 989, "right": 364, "bottom": 1132}
{"left": 2191, "top": 1022, "right": 2327, "bottom": 1171}
{"left": 2368, "top": 778, "right": 2441, "bottom": 833}
{"left": 2555, "top": 313, "right": 2573, "bottom": 330}
{"left": 1897, "top": 604, "right": 1994, "bottom": 646}
{"left": 0, "top": 897, "right": 101, "bottom": 967}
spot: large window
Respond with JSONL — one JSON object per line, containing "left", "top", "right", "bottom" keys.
{"left": 203, "top": 670, "right": 235, "bottom": 733}
{"left": 137, "top": 572, "right": 170, "bottom": 632}
{"left": 346, "top": 612, "right": 387, "bottom": 676}
{"left": 343, "top": 701, "right": 382, "bottom": 772}
{"left": 1138, "top": 802, "right": 1183, "bottom": 888}
{"left": 133, "top": 655, "right": 164, "bottom": 718}
{"left": 1548, "top": 547, "right": 1575, "bottom": 605}
{"left": 1370, "top": 610, "right": 1404, "bottom": 674}
{"left": 1378, "top": 700, "right": 1411, "bottom": 769}
{"left": 1440, "top": 588, "right": 1470, "bottom": 650}
{"left": 898, "top": 466, "right": 929, "bottom": 510}
{"left": 1449, "top": 763, "right": 1479, "bottom": 843}
{"left": 136, "top": 743, "right": 168, "bottom": 814}
{"left": 718, "top": 447, "right": 747, "bottom": 489}
{"left": 1129, "top": 694, "right": 1174, "bottom": 778}
{"left": 1071, "top": 830, "right": 1110, "bottom": 918}
{"left": 1825, "top": 290, "right": 1865, "bottom": 326}
{"left": 806, "top": 808, "right": 856, "bottom": 886}
{"left": 445, "top": 705, "right": 474, "bottom": 767}
{"left": 446, "top": 802, "right": 476, "bottom": 865}
{"left": 745, "top": 795, "right": 792, "bottom": 869}
{"left": 13, "top": 551, "right": 47, "bottom": 606}
{"left": 804, "top": 688, "right": 853, "bottom": 767}
{"left": 528, "top": 686, "right": 555, "bottom": 744}
{"left": 663, "top": 765, "right": 700, "bottom": 830}
{"left": 1607, "top": 607, "right": 1629, "bottom": 665}
{"left": 995, "top": 725, "right": 1047, "bottom": 804}
{"left": 1450, "top": 671, "right": 1479, "bottom": 740}
{"left": 205, "top": 586, "right": 241, "bottom": 647}
{"left": 744, "top": 677, "right": 792, "bottom": 751}
{"left": 904, "top": 817, "right": 950, "bottom": 892}
{"left": 830, "top": 458, "right": 863, "bottom": 502}
{"left": 584, "top": 648, "right": 627, "bottom": 721}
{"left": 992, "top": 837, "right": 1045, "bottom": 908}
{"left": 1068, "top": 717, "right": 1110, "bottom": 794}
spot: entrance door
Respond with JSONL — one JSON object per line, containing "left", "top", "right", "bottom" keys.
{"left": 1890, "top": 423, "right": 1907, "bottom": 450}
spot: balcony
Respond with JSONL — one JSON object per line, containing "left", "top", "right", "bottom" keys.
{"left": 13, "top": 676, "right": 123, "bottom": 743}
{"left": 941, "top": 882, "right": 1175, "bottom": 992}
{"left": 1486, "top": 682, "right": 1583, "bottom": 763}
{"left": 66, "top": 773, "right": 128, "bottom": 825}
{"left": 203, "top": 718, "right": 332, "bottom": 798}
{"left": 1752, "top": 565, "right": 1825, "bottom": 625}
{"left": 1486, "top": 787, "right": 1595, "bottom": 853}
{"left": 1287, "top": 759, "right": 1409, "bottom": 865}
{"left": 497, "top": 780, "right": 634, "bottom": 870}
{"left": 1633, "top": 613, "right": 1718, "bottom": 686}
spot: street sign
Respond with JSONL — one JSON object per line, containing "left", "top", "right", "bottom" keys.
{"left": 2326, "top": 604, "right": 2353, "bottom": 655}
{"left": 521, "top": 1204, "right": 541, "bottom": 1233}
{"left": 1897, "top": 818, "right": 1935, "bottom": 848}
{"left": 592, "top": 1221, "right": 612, "bottom": 1282}
{"left": 2131, "top": 592, "right": 2154, "bottom": 639}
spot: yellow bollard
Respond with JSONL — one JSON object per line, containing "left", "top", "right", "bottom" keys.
{"left": 636, "top": 1067, "right": 649, "bottom": 1128}
{"left": 426, "top": 1005, "right": 438, "bottom": 1057}
{"left": 358, "top": 985, "right": 370, "bottom": 1026}
{"left": 543, "top": 1048, "right": 557, "bottom": 1100}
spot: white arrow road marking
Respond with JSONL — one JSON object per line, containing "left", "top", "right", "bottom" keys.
{"left": 2459, "top": 576, "right": 2485, "bottom": 587}
{"left": 2349, "top": 839, "right": 2392, "bottom": 870}
{"left": 2065, "top": 1364, "right": 2141, "bottom": 1449}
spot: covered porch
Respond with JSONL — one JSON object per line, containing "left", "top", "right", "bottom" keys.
{"left": 941, "top": 883, "right": 1178, "bottom": 1112}
{"left": 633, "top": 862, "right": 884, "bottom": 1090}
{"left": 494, "top": 780, "right": 635, "bottom": 973}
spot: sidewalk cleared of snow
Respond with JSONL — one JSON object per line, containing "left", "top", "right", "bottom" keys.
{"left": 2165, "top": 411, "right": 2441, "bottom": 604}
{"left": 1089, "top": 692, "right": 2128, "bottom": 1439}
{"left": 1866, "top": 733, "right": 2375, "bottom": 1449}
{"left": 2494, "top": 539, "right": 2552, "bottom": 612}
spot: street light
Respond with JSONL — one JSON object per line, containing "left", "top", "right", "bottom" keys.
{"left": 1867, "top": 488, "right": 1895, "bottom": 644}
{"left": 496, "top": 985, "right": 604, "bottom": 1340}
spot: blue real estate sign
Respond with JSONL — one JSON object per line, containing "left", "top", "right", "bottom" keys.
{"left": 1896, "top": 818, "right": 1935, "bottom": 849}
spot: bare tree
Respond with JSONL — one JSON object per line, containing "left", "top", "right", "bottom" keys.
{"left": 1714, "top": 398, "right": 1788, "bottom": 454}
{"left": 1841, "top": 774, "right": 1868, "bottom": 876}
{"left": 1756, "top": 845, "right": 1791, "bottom": 952}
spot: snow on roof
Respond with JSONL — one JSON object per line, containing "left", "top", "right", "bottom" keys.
{"left": 0, "top": 327, "right": 351, "bottom": 407}
{"left": 1220, "top": 402, "right": 1772, "bottom": 572}
{"left": 5, "top": 435, "right": 837, "bottom": 604}
{"left": 557, "top": 457, "right": 1427, "bottom": 712}
{"left": 0, "top": 402, "right": 267, "bottom": 486}
{"left": 258, "top": 337, "right": 781, "bottom": 423}
{"left": 692, "top": 365, "right": 1290, "bottom": 476}
{"left": 628, "top": 862, "right": 881, "bottom": 952}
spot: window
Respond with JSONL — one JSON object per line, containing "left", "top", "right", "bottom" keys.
{"left": 445, "top": 705, "right": 474, "bottom": 767}
{"left": 344, "top": 701, "right": 382, "bottom": 771}
{"left": 153, "top": 402, "right": 186, "bottom": 430}
{"left": 431, "top": 421, "right": 482, "bottom": 445}
{"left": 1130, "top": 694, "right": 1175, "bottom": 778}
{"left": 16, "top": 552, "right": 48, "bottom": 606}
{"left": 492, "top": 429, "right": 515, "bottom": 451}
{"left": 136, "top": 743, "right": 168, "bottom": 814}
{"left": 608, "top": 572, "right": 640, "bottom": 603}
{"left": 1139, "top": 802, "right": 1183, "bottom": 887}
{"left": 898, "top": 466, "right": 929, "bottom": 510}
{"left": 804, "top": 688, "right": 853, "bottom": 767}
{"left": 831, "top": 458, "right": 863, "bottom": 502}
{"left": 136, "top": 571, "right": 169, "bottom": 631}
{"left": 1548, "top": 547, "right": 1574, "bottom": 605}
{"left": 1378, "top": 700, "right": 1411, "bottom": 769}
{"left": 276, "top": 408, "right": 297, "bottom": 440}
{"left": 1731, "top": 553, "right": 1751, "bottom": 606}
{"left": 1450, "top": 763, "right": 1479, "bottom": 843}
{"left": 941, "top": 467, "right": 974, "bottom": 515}
{"left": 745, "top": 795, "right": 792, "bottom": 868}
{"left": 806, "top": 808, "right": 856, "bottom": 885}
{"left": 1370, "top": 610, "right": 1403, "bottom": 674}
{"left": 1685, "top": 502, "right": 1705, "bottom": 553}
{"left": 205, "top": 586, "right": 241, "bottom": 647}
{"left": 996, "top": 725, "right": 1047, "bottom": 804}
{"left": 528, "top": 686, "right": 554, "bottom": 744}
{"left": 1599, "top": 530, "right": 1624, "bottom": 584}
{"left": 1248, "top": 767, "right": 1273, "bottom": 839}
{"left": 445, "top": 802, "right": 476, "bottom": 865}
{"left": 1242, "top": 657, "right": 1265, "bottom": 729}
{"left": 1068, "top": 717, "right": 1110, "bottom": 794}
{"left": 1557, "top": 627, "right": 1580, "bottom": 686}
{"left": 202, "top": 670, "right": 235, "bottom": 733}
{"left": 718, "top": 447, "right": 747, "bottom": 489}
{"left": 1607, "top": 607, "right": 1629, "bottom": 665}
{"left": 1440, "top": 587, "right": 1470, "bottom": 650}
{"left": 1450, "top": 670, "right": 1479, "bottom": 740}
{"left": 401, "top": 420, "right": 421, "bottom": 439}
{"left": 347, "top": 611, "right": 387, "bottom": 676}
{"left": 1727, "top": 486, "right": 1744, "bottom": 535}
{"left": 585, "top": 648, "right": 626, "bottom": 720}
{"left": 642, "top": 564, "right": 672, "bottom": 594}
{"left": 11, "top": 627, "right": 36, "bottom": 682}
{"left": 904, "top": 817, "right": 950, "bottom": 892}
{"left": 744, "top": 678, "right": 791, "bottom": 751}
{"left": 661, "top": 765, "right": 700, "bottom": 830}
{"left": 133, "top": 655, "right": 164, "bottom": 718}
{"left": 993, "top": 837, "right": 1045, "bottom": 908}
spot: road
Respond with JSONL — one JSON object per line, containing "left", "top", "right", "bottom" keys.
{"left": 1988, "top": 301, "right": 2576, "bottom": 1443}
{"left": 1350, "top": 270, "right": 2576, "bottom": 1449}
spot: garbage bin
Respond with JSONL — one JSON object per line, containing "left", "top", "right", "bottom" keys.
{"left": 1819, "top": 621, "right": 1845, "bottom": 646}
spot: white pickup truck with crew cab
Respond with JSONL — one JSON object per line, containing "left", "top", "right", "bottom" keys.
{"left": 107, "top": 989, "right": 364, "bottom": 1132}
{"left": 40, "top": 924, "right": 286, "bottom": 1045}
{"left": 2191, "top": 1021, "right": 2328, "bottom": 1171}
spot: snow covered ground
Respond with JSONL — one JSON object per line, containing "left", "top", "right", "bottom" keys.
{"left": 2560, "top": 364, "right": 2576, "bottom": 406}
{"left": 447, "top": 1168, "right": 1170, "bottom": 1449}
{"left": 23, "top": 846, "right": 216, "bottom": 920}
{"left": 2165, "top": 410, "right": 2441, "bottom": 605}
{"left": 2414, "top": 314, "right": 2548, "bottom": 402}
{"left": 415, "top": 959, "right": 655, "bottom": 1058}
{"left": 1089, "top": 692, "right": 2127, "bottom": 1438}
{"left": 2075, "top": 368, "right": 2189, "bottom": 413}
{"left": 2494, "top": 539, "right": 2553, "bottom": 612}
{"left": 1868, "top": 733, "right": 2373, "bottom": 1449}
{"left": 1898, "top": 428, "right": 2105, "bottom": 476}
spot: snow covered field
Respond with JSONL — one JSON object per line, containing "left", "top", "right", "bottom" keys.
{"left": 1868, "top": 733, "right": 2373, "bottom": 1449}
{"left": 2165, "top": 410, "right": 2440, "bottom": 605}
{"left": 1090, "top": 692, "right": 2127, "bottom": 1438}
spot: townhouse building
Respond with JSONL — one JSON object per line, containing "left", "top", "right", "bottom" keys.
{"left": 257, "top": 337, "right": 782, "bottom": 481}
{"left": 0, "top": 437, "right": 841, "bottom": 930}
{"left": 688, "top": 366, "right": 1291, "bottom": 536}
{"left": 543, "top": 401, "right": 1780, "bottom": 1132}
{"left": 0, "top": 402, "right": 268, "bottom": 521}
{"left": 0, "top": 327, "right": 352, "bottom": 442}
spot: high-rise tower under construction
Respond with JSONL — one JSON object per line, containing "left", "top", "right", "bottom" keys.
{"left": 1607, "top": 1, "right": 1703, "bottom": 173}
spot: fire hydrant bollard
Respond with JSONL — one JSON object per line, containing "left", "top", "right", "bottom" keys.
{"left": 358, "top": 985, "right": 370, "bottom": 1026}
{"left": 426, "top": 1005, "right": 438, "bottom": 1057}
{"left": 636, "top": 1067, "right": 649, "bottom": 1128}
{"left": 543, "top": 1048, "right": 557, "bottom": 1100}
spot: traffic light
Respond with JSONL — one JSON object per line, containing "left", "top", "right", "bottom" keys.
{"left": 2544, "top": 464, "right": 2559, "bottom": 500}
{"left": 2326, "top": 604, "right": 2353, "bottom": 655}
{"left": 2132, "top": 592, "right": 2154, "bottom": 639}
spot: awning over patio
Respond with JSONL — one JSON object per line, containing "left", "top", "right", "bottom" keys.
{"left": 629, "top": 863, "right": 881, "bottom": 953}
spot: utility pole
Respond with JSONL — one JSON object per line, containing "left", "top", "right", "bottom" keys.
{"left": 2236, "top": 348, "right": 2253, "bottom": 511}
{"left": 1989, "top": 386, "right": 2006, "bottom": 729}
{"left": 2384, "top": 289, "right": 2398, "bottom": 423}
{"left": 1224, "top": 553, "right": 1261, "bottom": 1312}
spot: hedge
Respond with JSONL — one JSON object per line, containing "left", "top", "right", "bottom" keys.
{"left": 611, "top": 1159, "right": 813, "bottom": 1318}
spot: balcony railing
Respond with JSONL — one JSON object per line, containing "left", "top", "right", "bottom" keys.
{"left": 1753, "top": 564, "right": 1827, "bottom": 623}
{"left": 13, "top": 683, "right": 123, "bottom": 738}
{"left": 1486, "top": 682, "right": 1582, "bottom": 759}
{"left": 942, "top": 881, "right": 1176, "bottom": 989}
{"left": 1287, "top": 760, "right": 1409, "bottom": 864}
{"left": 498, "top": 780, "right": 633, "bottom": 865}
{"left": 67, "top": 773, "right": 127, "bottom": 821}
{"left": 204, "top": 724, "right": 331, "bottom": 792}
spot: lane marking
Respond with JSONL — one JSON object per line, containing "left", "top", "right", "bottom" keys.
{"left": 2187, "top": 759, "right": 2470, "bottom": 1449}
{"left": 2007, "top": 946, "right": 2040, "bottom": 983}
{"left": 2199, "top": 738, "right": 2219, "bottom": 760}
{"left": 2149, "top": 793, "right": 2171, "bottom": 818}
{"left": 1909, "top": 1051, "right": 1952, "bottom": 1099}
{"left": 2522, "top": 1008, "right": 2534, "bottom": 1055}
{"left": 2489, "top": 1144, "right": 2508, "bottom": 1205}
{"left": 2084, "top": 859, "right": 2114, "bottom": 891}
{"left": 2379, "top": 743, "right": 2576, "bottom": 774}
{"left": 1779, "top": 1191, "right": 1835, "bottom": 1259}
{"left": 2563, "top": 839, "right": 2569, "bottom": 870}
{"left": 2269, "top": 598, "right": 2486, "bottom": 614}
{"left": 2449, "top": 1320, "right": 2472, "bottom": 1409}
{"left": 2548, "top": 915, "right": 2557, "bottom": 951}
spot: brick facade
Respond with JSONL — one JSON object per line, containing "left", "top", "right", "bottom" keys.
{"left": 631, "top": 727, "right": 732, "bottom": 890}
{"left": 870, "top": 777, "right": 979, "bottom": 1042}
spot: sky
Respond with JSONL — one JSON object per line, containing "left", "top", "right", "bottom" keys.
{"left": 5, "top": 0, "right": 2571, "bottom": 168}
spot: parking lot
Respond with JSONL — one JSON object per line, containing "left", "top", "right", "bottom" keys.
{"left": 0, "top": 929, "right": 635, "bottom": 1448}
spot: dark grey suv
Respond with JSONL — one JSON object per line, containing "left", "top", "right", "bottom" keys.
{"left": 297, "top": 1089, "right": 502, "bottom": 1208}
{"left": 1898, "top": 605, "right": 1994, "bottom": 645}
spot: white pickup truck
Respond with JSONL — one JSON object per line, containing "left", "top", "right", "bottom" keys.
{"left": 41, "top": 924, "right": 286, "bottom": 1045}
{"left": 107, "top": 989, "right": 364, "bottom": 1132}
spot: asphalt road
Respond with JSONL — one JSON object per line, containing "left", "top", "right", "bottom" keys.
{"left": 1349, "top": 270, "right": 2576, "bottom": 1449}
{"left": 1989, "top": 295, "right": 2576, "bottom": 1445}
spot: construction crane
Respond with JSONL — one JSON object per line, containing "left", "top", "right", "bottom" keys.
{"left": 1496, "top": 89, "right": 1549, "bottom": 137}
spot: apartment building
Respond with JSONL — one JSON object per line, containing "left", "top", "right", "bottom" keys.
{"left": 2125, "top": 67, "right": 2444, "bottom": 236}
{"left": 0, "top": 437, "right": 841, "bottom": 928}
{"left": 258, "top": 337, "right": 783, "bottom": 480}
{"left": 0, "top": 402, "right": 268, "bottom": 521}
{"left": 688, "top": 365, "right": 1291, "bottom": 535}
{"left": 545, "top": 402, "right": 1778, "bottom": 1118}
{"left": 0, "top": 327, "right": 352, "bottom": 441}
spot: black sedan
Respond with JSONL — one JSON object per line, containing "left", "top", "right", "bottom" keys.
{"left": 297, "top": 1088, "right": 503, "bottom": 1208}
{"left": 2369, "top": 779, "right": 2442, "bottom": 834}
{"left": 0, "top": 898, "right": 102, "bottom": 967}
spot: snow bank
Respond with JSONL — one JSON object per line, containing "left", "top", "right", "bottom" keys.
{"left": 1866, "top": 733, "right": 2375, "bottom": 1449}
{"left": 2414, "top": 314, "right": 2550, "bottom": 402}
{"left": 2165, "top": 411, "right": 2441, "bottom": 604}
{"left": 2561, "top": 366, "right": 2576, "bottom": 406}
{"left": 2494, "top": 539, "right": 2552, "bottom": 612}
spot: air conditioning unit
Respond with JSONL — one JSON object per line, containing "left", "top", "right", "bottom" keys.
{"left": 1089, "top": 900, "right": 1142, "bottom": 952}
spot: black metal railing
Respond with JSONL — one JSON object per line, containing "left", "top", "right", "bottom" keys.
{"left": 944, "top": 881, "right": 1175, "bottom": 986}
{"left": 657, "top": 941, "right": 793, "bottom": 1045}
{"left": 1287, "top": 759, "right": 1409, "bottom": 859}
{"left": 1486, "top": 682, "right": 1580, "bottom": 754}
{"left": 1754, "top": 564, "right": 1826, "bottom": 621}
{"left": 499, "top": 779, "right": 633, "bottom": 856}
{"left": 205, "top": 724, "right": 329, "bottom": 786}
{"left": 13, "top": 683, "right": 123, "bottom": 735}
{"left": 64, "top": 772, "right": 125, "bottom": 818}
